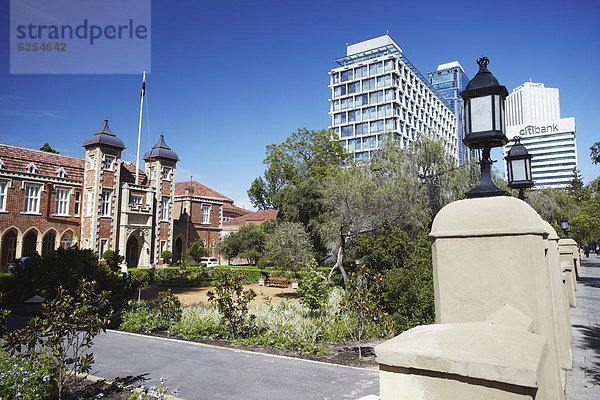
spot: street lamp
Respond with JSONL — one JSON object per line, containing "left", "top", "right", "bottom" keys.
{"left": 505, "top": 136, "right": 533, "bottom": 200}
{"left": 560, "top": 217, "right": 570, "bottom": 237}
{"left": 459, "top": 56, "right": 509, "bottom": 198}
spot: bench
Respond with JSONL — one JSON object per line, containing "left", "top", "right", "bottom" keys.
{"left": 265, "top": 276, "right": 289, "bottom": 288}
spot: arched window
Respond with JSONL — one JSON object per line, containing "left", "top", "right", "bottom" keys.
{"left": 42, "top": 231, "right": 56, "bottom": 256}
{"left": 60, "top": 232, "right": 73, "bottom": 249}
{"left": 56, "top": 167, "right": 66, "bottom": 178}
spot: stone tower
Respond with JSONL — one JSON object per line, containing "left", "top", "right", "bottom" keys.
{"left": 143, "top": 135, "right": 178, "bottom": 264}
{"left": 81, "top": 120, "right": 125, "bottom": 257}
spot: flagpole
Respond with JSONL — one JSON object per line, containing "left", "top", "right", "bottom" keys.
{"left": 135, "top": 71, "right": 146, "bottom": 184}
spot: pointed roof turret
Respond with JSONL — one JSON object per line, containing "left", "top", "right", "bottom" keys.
{"left": 83, "top": 119, "right": 126, "bottom": 150}
{"left": 143, "top": 134, "right": 179, "bottom": 161}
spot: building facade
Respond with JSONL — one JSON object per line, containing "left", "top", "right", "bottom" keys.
{"left": 329, "top": 34, "right": 458, "bottom": 162}
{"left": 0, "top": 121, "right": 248, "bottom": 270}
{"left": 171, "top": 180, "right": 251, "bottom": 262}
{"left": 428, "top": 61, "right": 470, "bottom": 164}
{"left": 505, "top": 118, "right": 578, "bottom": 189}
{"left": 504, "top": 82, "right": 578, "bottom": 189}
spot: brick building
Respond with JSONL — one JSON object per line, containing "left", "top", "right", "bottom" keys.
{"left": 172, "top": 181, "right": 251, "bottom": 262}
{"left": 0, "top": 120, "right": 248, "bottom": 270}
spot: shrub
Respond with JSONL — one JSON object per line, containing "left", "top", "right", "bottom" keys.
{"left": 0, "top": 351, "right": 57, "bottom": 399}
{"left": 174, "top": 305, "right": 224, "bottom": 340}
{"left": 161, "top": 250, "right": 173, "bottom": 265}
{"left": 4, "top": 280, "right": 110, "bottom": 399}
{"left": 298, "top": 260, "right": 329, "bottom": 312}
{"left": 120, "top": 290, "right": 182, "bottom": 334}
{"left": 207, "top": 271, "right": 257, "bottom": 338}
{"left": 103, "top": 250, "right": 124, "bottom": 273}
{"left": 10, "top": 248, "right": 133, "bottom": 315}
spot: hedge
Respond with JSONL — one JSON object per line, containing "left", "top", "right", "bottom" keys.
{"left": 129, "top": 265, "right": 332, "bottom": 288}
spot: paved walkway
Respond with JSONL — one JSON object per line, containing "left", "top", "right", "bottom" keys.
{"left": 91, "top": 330, "right": 379, "bottom": 400}
{"left": 566, "top": 253, "right": 600, "bottom": 399}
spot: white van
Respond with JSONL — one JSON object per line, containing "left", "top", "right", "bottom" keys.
{"left": 200, "top": 257, "right": 219, "bottom": 267}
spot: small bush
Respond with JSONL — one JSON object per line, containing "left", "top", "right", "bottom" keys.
{"left": 0, "top": 351, "right": 57, "bottom": 399}
{"left": 174, "top": 305, "right": 225, "bottom": 340}
{"left": 207, "top": 271, "right": 257, "bottom": 339}
{"left": 161, "top": 250, "right": 173, "bottom": 265}
{"left": 120, "top": 290, "right": 182, "bottom": 334}
{"left": 298, "top": 260, "right": 329, "bottom": 312}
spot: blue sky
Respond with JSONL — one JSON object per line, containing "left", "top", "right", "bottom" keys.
{"left": 0, "top": 0, "right": 598, "bottom": 208}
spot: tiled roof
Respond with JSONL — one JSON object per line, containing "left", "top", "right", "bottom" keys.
{"left": 143, "top": 135, "right": 179, "bottom": 161}
{"left": 0, "top": 143, "right": 85, "bottom": 181}
{"left": 174, "top": 181, "right": 232, "bottom": 202}
{"left": 121, "top": 162, "right": 147, "bottom": 185}
{"left": 223, "top": 202, "right": 252, "bottom": 215}
{"left": 83, "top": 119, "right": 125, "bottom": 150}
{"left": 223, "top": 209, "right": 279, "bottom": 226}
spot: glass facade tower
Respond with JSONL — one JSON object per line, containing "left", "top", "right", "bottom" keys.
{"left": 428, "top": 61, "right": 470, "bottom": 164}
{"left": 329, "top": 35, "right": 458, "bottom": 162}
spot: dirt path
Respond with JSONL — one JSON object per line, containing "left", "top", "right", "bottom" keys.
{"left": 140, "top": 283, "right": 298, "bottom": 306}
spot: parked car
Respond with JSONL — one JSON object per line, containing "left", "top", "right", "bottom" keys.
{"left": 199, "top": 257, "right": 219, "bottom": 267}
{"left": 7, "top": 256, "right": 30, "bottom": 273}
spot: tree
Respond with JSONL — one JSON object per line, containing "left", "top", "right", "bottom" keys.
{"left": 321, "top": 136, "right": 474, "bottom": 287}
{"left": 218, "top": 224, "right": 266, "bottom": 265}
{"left": 567, "top": 168, "right": 589, "bottom": 202}
{"left": 39, "top": 142, "right": 60, "bottom": 154}
{"left": 248, "top": 128, "right": 347, "bottom": 256}
{"left": 590, "top": 142, "right": 600, "bottom": 164}
{"left": 343, "top": 265, "right": 387, "bottom": 358}
{"left": 264, "top": 222, "right": 314, "bottom": 270}
{"left": 187, "top": 239, "right": 208, "bottom": 263}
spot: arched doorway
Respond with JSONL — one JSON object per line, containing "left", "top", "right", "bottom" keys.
{"left": 22, "top": 230, "right": 38, "bottom": 257}
{"left": 126, "top": 235, "right": 141, "bottom": 268}
{"left": 60, "top": 231, "right": 73, "bottom": 249}
{"left": 173, "top": 237, "right": 183, "bottom": 264}
{"left": 42, "top": 231, "right": 56, "bottom": 256}
{"left": 1, "top": 229, "right": 18, "bottom": 269}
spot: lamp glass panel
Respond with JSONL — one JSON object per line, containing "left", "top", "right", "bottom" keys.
{"left": 525, "top": 158, "right": 532, "bottom": 180}
{"left": 511, "top": 159, "right": 527, "bottom": 182}
{"left": 494, "top": 95, "right": 501, "bottom": 131}
{"left": 464, "top": 101, "right": 470, "bottom": 135}
{"left": 470, "top": 96, "right": 493, "bottom": 133}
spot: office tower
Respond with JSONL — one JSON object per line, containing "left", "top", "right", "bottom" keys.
{"left": 506, "top": 82, "right": 560, "bottom": 127}
{"left": 428, "top": 61, "right": 470, "bottom": 164}
{"left": 329, "top": 35, "right": 458, "bottom": 162}
{"left": 504, "top": 82, "right": 578, "bottom": 189}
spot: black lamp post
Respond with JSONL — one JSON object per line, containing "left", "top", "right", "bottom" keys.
{"left": 560, "top": 217, "right": 570, "bottom": 237}
{"left": 460, "top": 57, "right": 509, "bottom": 198}
{"left": 505, "top": 136, "right": 533, "bottom": 200}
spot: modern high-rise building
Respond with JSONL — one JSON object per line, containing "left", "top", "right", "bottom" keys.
{"left": 428, "top": 61, "right": 470, "bottom": 164}
{"left": 329, "top": 35, "right": 458, "bottom": 162}
{"left": 505, "top": 82, "right": 560, "bottom": 127}
{"left": 504, "top": 82, "right": 578, "bottom": 189}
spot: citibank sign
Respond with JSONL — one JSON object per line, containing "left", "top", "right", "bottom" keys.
{"left": 519, "top": 124, "right": 558, "bottom": 135}
{"left": 506, "top": 117, "right": 576, "bottom": 139}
